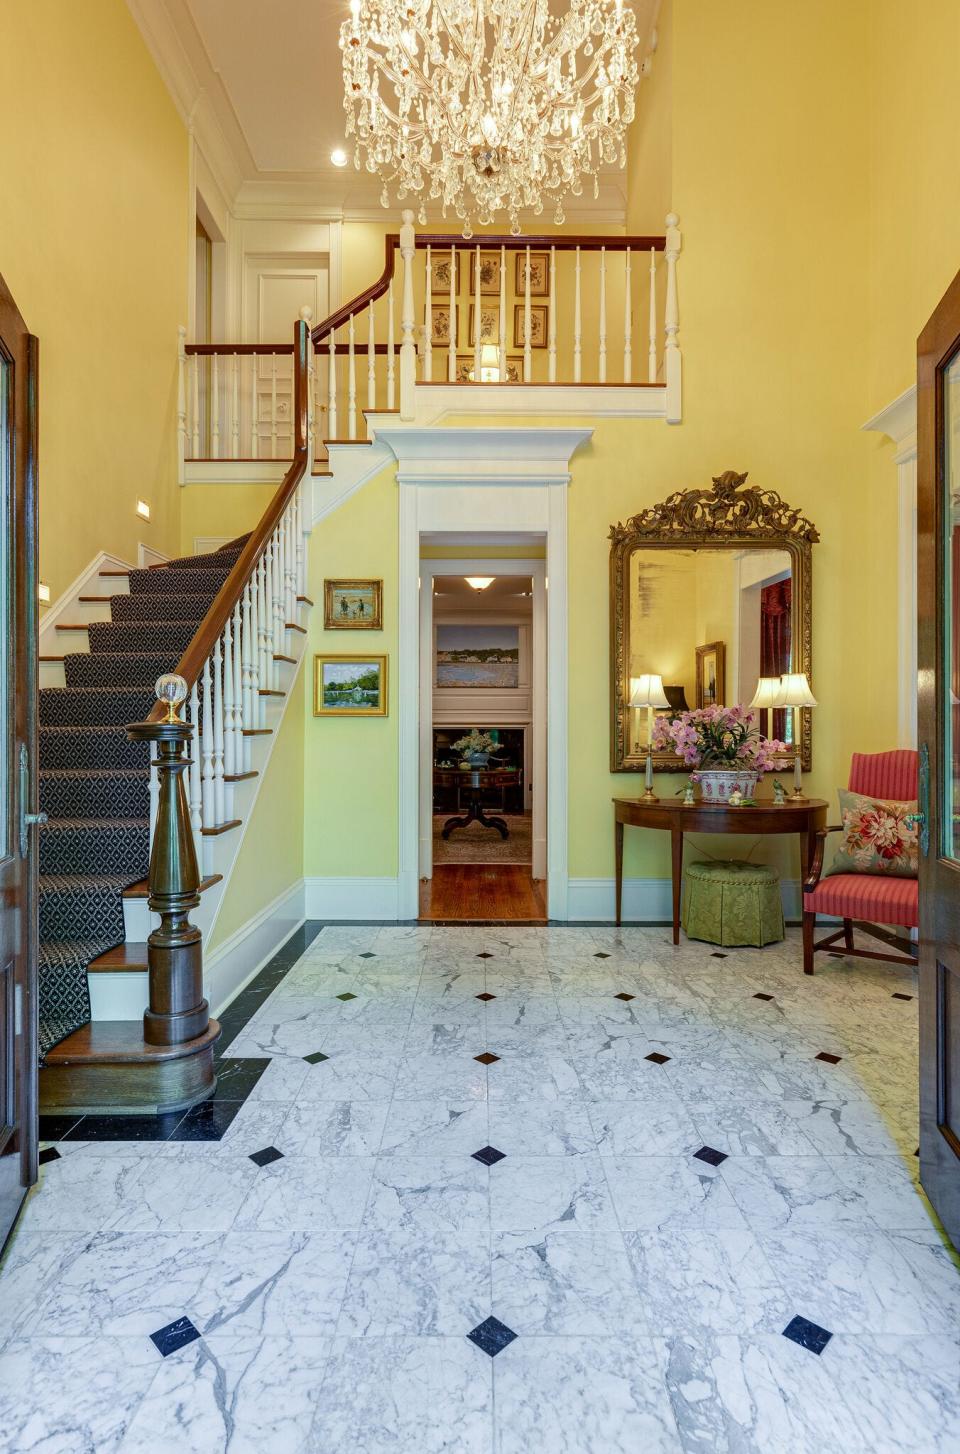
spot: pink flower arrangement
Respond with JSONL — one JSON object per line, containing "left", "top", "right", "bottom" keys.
{"left": 652, "top": 704, "right": 786, "bottom": 772}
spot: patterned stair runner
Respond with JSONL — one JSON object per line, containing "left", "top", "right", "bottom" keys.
{"left": 36, "top": 538, "right": 247, "bottom": 1060}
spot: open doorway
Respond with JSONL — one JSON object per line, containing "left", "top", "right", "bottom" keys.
{"left": 418, "top": 554, "right": 547, "bottom": 921}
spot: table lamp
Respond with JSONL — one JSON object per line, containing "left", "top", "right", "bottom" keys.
{"left": 630, "top": 674, "right": 670, "bottom": 801}
{"left": 773, "top": 672, "right": 817, "bottom": 799}
{"left": 749, "top": 675, "right": 782, "bottom": 740}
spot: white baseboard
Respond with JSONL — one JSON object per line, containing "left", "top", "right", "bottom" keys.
{"left": 304, "top": 875, "right": 406, "bottom": 920}
{"left": 206, "top": 879, "right": 306, "bottom": 1017}
{"left": 567, "top": 876, "right": 803, "bottom": 923}
{"left": 39, "top": 549, "right": 133, "bottom": 654}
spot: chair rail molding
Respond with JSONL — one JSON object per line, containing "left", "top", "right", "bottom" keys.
{"left": 862, "top": 384, "right": 917, "bottom": 746}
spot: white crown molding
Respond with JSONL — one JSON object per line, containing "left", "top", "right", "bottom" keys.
{"left": 862, "top": 384, "right": 917, "bottom": 463}
{"left": 369, "top": 423, "right": 593, "bottom": 487}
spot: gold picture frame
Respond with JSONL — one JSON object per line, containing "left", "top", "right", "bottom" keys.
{"left": 514, "top": 250, "right": 550, "bottom": 296}
{"left": 323, "top": 578, "right": 383, "bottom": 630}
{"left": 429, "top": 251, "right": 462, "bottom": 293}
{"left": 468, "top": 303, "right": 500, "bottom": 347}
{"left": 430, "top": 303, "right": 459, "bottom": 349}
{"left": 513, "top": 303, "right": 548, "bottom": 349}
{"left": 469, "top": 250, "right": 502, "bottom": 295}
{"left": 695, "top": 640, "right": 726, "bottom": 708}
{"left": 314, "top": 654, "right": 388, "bottom": 717}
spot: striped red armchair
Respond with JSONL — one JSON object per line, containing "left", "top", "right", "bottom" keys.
{"left": 802, "top": 750, "right": 919, "bottom": 975}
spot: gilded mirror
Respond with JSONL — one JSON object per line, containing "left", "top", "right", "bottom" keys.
{"left": 610, "top": 470, "right": 818, "bottom": 773}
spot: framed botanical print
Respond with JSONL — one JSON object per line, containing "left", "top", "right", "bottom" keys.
{"left": 468, "top": 304, "right": 500, "bottom": 347}
{"left": 429, "top": 250, "right": 462, "bottom": 294}
{"left": 455, "top": 354, "right": 523, "bottom": 382}
{"left": 469, "top": 250, "right": 502, "bottom": 295}
{"left": 314, "top": 654, "right": 388, "bottom": 716}
{"left": 515, "top": 250, "right": 550, "bottom": 296}
{"left": 513, "top": 303, "right": 548, "bottom": 349}
{"left": 430, "top": 303, "right": 459, "bottom": 349}
{"left": 695, "top": 641, "right": 726, "bottom": 709}
{"left": 323, "top": 578, "right": 383, "bottom": 630}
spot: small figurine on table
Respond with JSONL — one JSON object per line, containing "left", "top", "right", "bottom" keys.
{"left": 676, "top": 776, "right": 696, "bottom": 806}
{"left": 728, "top": 786, "right": 744, "bottom": 807}
{"left": 772, "top": 779, "right": 786, "bottom": 806}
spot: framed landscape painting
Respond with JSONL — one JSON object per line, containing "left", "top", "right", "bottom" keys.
{"left": 695, "top": 640, "right": 726, "bottom": 709}
{"left": 436, "top": 625, "right": 519, "bottom": 688}
{"left": 323, "top": 578, "right": 382, "bottom": 630}
{"left": 314, "top": 654, "right": 388, "bottom": 716}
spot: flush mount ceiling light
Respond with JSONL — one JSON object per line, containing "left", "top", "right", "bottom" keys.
{"left": 330, "top": 147, "right": 349, "bottom": 167}
{"left": 465, "top": 576, "right": 495, "bottom": 590}
{"left": 340, "top": 0, "right": 641, "bottom": 236}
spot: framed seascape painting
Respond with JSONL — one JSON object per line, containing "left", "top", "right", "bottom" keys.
{"left": 695, "top": 640, "right": 726, "bottom": 709}
{"left": 323, "top": 578, "right": 383, "bottom": 630}
{"left": 436, "top": 625, "right": 520, "bottom": 688}
{"left": 314, "top": 654, "right": 388, "bottom": 716}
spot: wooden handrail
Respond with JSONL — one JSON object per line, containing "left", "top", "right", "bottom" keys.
{"left": 312, "top": 233, "right": 401, "bottom": 347}
{"left": 185, "top": 343, "right": 294, "bottom": 356}
{"left": 414, "top": 233, "right": 666, "bottom": 253}
{"left": 150, "top": 318, "right": 309, "bottom": 720}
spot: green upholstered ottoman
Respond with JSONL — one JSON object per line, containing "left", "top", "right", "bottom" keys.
{"left": 681, "top": 859, "right": 784, "bottom": 947}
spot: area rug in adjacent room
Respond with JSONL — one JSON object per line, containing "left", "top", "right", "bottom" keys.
{"left": 432, "top": 813, "right": 532, "bottom": 864}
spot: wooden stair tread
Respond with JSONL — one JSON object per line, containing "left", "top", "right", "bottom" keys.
{"left": 124, "top": 872, "right": 221, "bottom": 899}
{"left": 274, "top": 653, "right": 296, "bottom": 664}
{"left": 40, "top": 655, "right": 65, "bottom": 662}
{"left": 242, "top": 728, "right": 273, "bottom": 736}
{"left": 225, "top": 770, "right": 258, "bottom": 782}
{"left": 55, "top": 623, "right": 90, "bottom": 631}
{"left": 78, "top": 595, "right": 116, "bottom": 603}
{"left": 286, "top": 622, "right": 307, "bottom": 634}
{"left": 89, "top": 943, "right": 148, "bottom": 973}
{"left": 99, "top": 569, "right": 130, "bottom": 577}
{"left": 297, "top": 595, "right": 314, "bottom": 606}
{"left": 43, "top": 1019, "right": 220, "bottom": 1067}
{"left": 311, "top": 468, "right": 333, "bottom": 477}
{"left": 258, "top": 688, "right": 284, "bottom": 697}
{"left": 201, "top": 818, "right": 242, "bottom": 837}
{"left": 323, "top": 438, "right": 373, "bottom": 446}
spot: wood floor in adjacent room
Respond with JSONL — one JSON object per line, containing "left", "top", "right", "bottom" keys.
{"left": 419, "top": 865, "right": 548, "bottom": 921}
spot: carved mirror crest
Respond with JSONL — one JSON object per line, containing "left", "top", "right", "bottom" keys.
{"left": 609, "top": 469, "right": 818, "bottom": 773}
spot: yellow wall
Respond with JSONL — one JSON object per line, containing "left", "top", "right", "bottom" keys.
{"left": 179, "top": 483, "right": 276, "bottom": 557}
{"left": 208, "top": 666, "right": 306, "bottom": 952}
{"left": 0, "top": 0, "right": 187, "bottom": 603}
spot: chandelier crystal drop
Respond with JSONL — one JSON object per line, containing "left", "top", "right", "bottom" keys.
{"left": 340, "top": 0, "right": 641, "bottom": 236}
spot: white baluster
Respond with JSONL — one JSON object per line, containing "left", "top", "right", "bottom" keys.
{"left": 270, "top": 353, "right": 278, "bottom": 458}
{"left": 386, "top": 277, "right": 396, "bottom": 408}
{"left": 188, "top": 682, "right": 202, "bottom": 850}
{"left": 447, "top": 243, "right": 457, "bottom": 382}
{"left": 623, "top": 247, "right": 632, "bottom": 383}
{"left": 300, "top": 305, "right": 315, "bottom": 464}
{"left": 212, "top": 636, "right": 226, "bottom": 826}
{"left": 272, "top": 533, "right": 284, "bottom": 682}
{"left": 177, "top": 326, "right": 186, "bottom": 484}
{"left": 296, "top": 482, "right": 306, "bottom": 602}
{"left": 573, "top": 246, "right": 582, "bottom": 383}
{"left": 222, "top": 617, "right": 235, "bottom": 819}
{"left": 664, "top": 213, "right": 682, "bottom": 424}
{"left": 498, "top": 244, "right": 507, "bottom": 377}
{"left": 282, "top": 509, "right": 294, "bottom": 646}
{"left": 367, "top": 296, "right": 376, "bottom": 415}
{"left": 598, "top": 247, "right": 607, "bottom": 383}
{"left": 250, "top": 357, "right": 258, "bottom": 457}
{"left": 423, "top": 240, "right": 433, "bottom": 383}
{"left": 191, "top": 353, "right": 200, "bottom": 457}
{"left": 523, "top": 245, "right": 532, "bottom": 382}
{"left": 328, "top": 330, "right": 337, "bottom": 439}
{"left": 256, "top": 557, "right": 269, "bottom": 728}
{"left": 473, "top": 244, "right": 481, "bottom": 378}
{"left": 348, "top": 314, "right": 357, "bottom": 439}
{"left": 648, "top": 246, "right": 658, "bottom": 383}
{"left": 264, "top": 544, "right": 275, "bottom": 698}
{"left": 231, "top": 354, "right": 240, "bottom": 458}
{"left": 547, "top": 248, "right": 557, "bottom": 383}
{"left": 231, "top": 600, "right": 243, "bottom": 781}
{"left": 288, "top": 503, "right": 298, "bottom": 627}
{"left": 241, "top": 580, "right": 254, "bottom": 738}
{"left": 211, "top": 352, "right": 220, "bottom": 459}
{"left": 201, "top": 655, "right": 215, "bottom": 832}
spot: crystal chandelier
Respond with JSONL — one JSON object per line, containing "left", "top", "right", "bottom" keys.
{"left": 340, "top": 0, "right": 641, "bottom": 236}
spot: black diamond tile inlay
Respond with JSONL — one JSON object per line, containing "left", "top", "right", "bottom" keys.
{"left": 816, "top": 1051, "right": 842, "bottom": 1064}
{"left": 359, "top": 952, "right": 376, "bottom": 958}
{"left": 645, "top": 1052, "right": 670, "bottom": 1065}
{"left": 476, "top": 952, "right": 494, "bottom": 959}
{"left": 38, "top": 1146, "right": 61, "bottom": 1166}
{"left": 467, "top": 1316, "right": 517, "bottom": 1357}
{"left": 150, "top": 1316, "right": 200, "bottom": 1358}
{"left": 594, "top": 952, "right": 611, "bottom": 959}
{"left": 782, "top": 1314, "right": 833, "bottom": 1355}
{"left": 754, "top": 992, "right": 775, "bottom": 1001}
{"left": 249, "top": 1145, "right": 284, "bottom": 1168}
{"left": 303, "top": 1051, "right": 329, "bottom": 1065}
{"left": 614, "top": 992, "right": 636, "bottom": 1002}
{"left": 336, "top": 992, "right": 358, "bottom": 1001}
{"left": 472, "top": 1145, "right": 506, "bottom": 1166}
{"left": 694, "top": 1145, "right": 728, "bottom": 1167}
{"left": 710, "top": 952, "right": 728, "bottom": 959}
{"left": 476, "top": 992, "right": 496, "bottom": 1002}
{"left": 892, "top": 992, "right": 914, "bottom": 1001}
{"left": 475, "top": 1052, "right": 500, "bottom": 1065}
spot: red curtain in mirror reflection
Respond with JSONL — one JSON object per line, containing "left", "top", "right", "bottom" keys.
{"left": 761, "top": 579, "right": 792, "bottom": 741}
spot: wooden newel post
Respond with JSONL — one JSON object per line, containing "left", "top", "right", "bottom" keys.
{"left": 128, "top": 678, "right": 212, "bottom": 1049}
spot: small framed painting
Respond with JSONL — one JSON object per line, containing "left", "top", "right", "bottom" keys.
{"left": 468, "top": 304, "right": 500, "bottom": 347}
{"left": 469, "top": 250, "right": 502, "bottom": 295}
{"left": 455, "top": 354, "right": 523, "bottom": 383}
{"left": 695, "top": 640, "right": 726, "bottom": 709}
{"left": 314, "top": 654, "right": 388, "bottom": 716}
{"left": 436, "top": 625, "right": 519, "bottom": 688}
{"left": 515, "top": 250, "right": 550, "bottom": 296}
{"left": 429, "top": 250, "right": 462, "bottom": 294}
{"left": 430, "top": 303, "right": 459, "bottom": 349}
{"left": 323, "top": 578, "right": 383, "bottom": 630}
{"left": 513, "top": 303, "right": 548, "bottom": 349}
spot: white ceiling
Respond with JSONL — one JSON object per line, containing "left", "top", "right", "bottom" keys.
{"left": 433, "top": 575, "right": 534, "bottom": 613}
{"left": 129, "top": 0, "right": 660, "bottom": 219}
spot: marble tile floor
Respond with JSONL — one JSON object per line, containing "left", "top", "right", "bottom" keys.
{"left": 2, "top": 921, "right": 959, "bottom": 1453}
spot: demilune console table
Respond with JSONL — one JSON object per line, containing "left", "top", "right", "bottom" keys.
{"left": 613, "top": 795, "right": 829, "bottom": 940}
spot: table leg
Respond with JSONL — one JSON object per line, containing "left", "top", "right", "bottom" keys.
{"left": 799, "top": 826, "right": 812, "bottom": 885}
{"left": 671, "top": 827, "right": 683, "bottom": 945}
{"left": 615, "top": 819, "right": 624, "bottom": 927}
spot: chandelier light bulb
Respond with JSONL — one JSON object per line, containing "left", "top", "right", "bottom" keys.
{"left": 330, "top": 147, "right": 349, "bottom": 167}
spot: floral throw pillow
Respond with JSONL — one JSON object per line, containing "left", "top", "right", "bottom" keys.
{"left": 826, "top": 789, "right": 919, "bottom": 879}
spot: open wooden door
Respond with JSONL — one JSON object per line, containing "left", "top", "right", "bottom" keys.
{"left": 0, "top": 271, "right": 39, "bottom": 1253}
{"left": 917, "top": 265, "right": 960, "bottom": 1251}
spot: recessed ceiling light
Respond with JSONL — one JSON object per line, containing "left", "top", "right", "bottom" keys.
{"left": 465, "top": 576, "right": 494, "bottom": 590}
{"left": 330, "top": 147, "right": 348, "bottom": 168}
